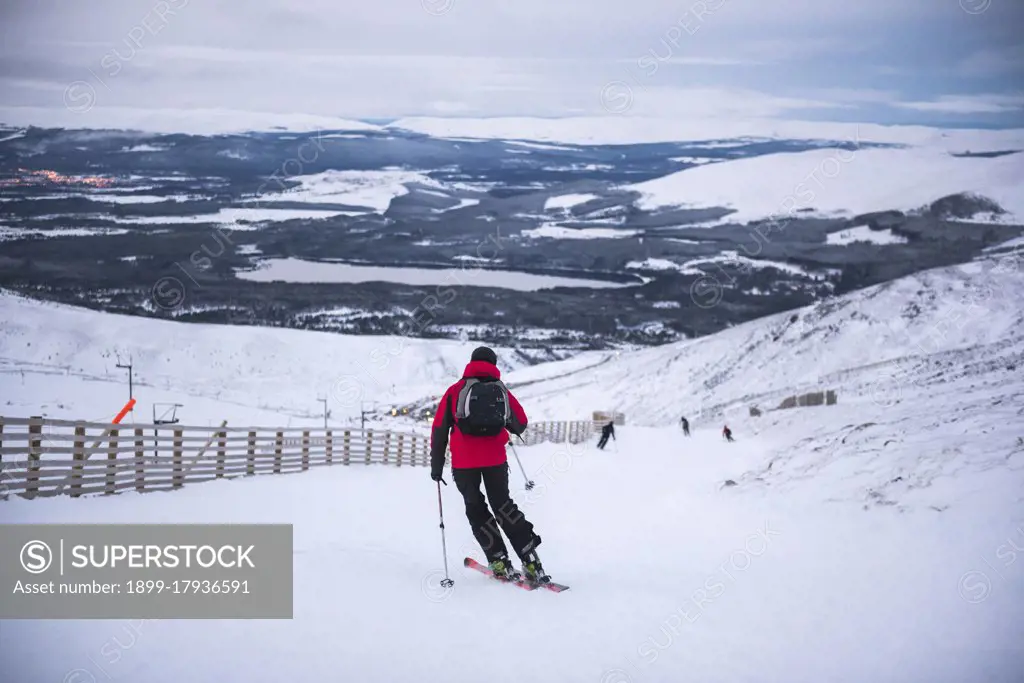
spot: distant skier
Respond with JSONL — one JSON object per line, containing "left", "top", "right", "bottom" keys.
{"left": 722, "top": 425, "right": 734, "bottom": 442}
{"left": 429, "top": 346, "right": 546, "bottom": 582}
{"left": 597, "top": 421, "right": 616, "bottom": 449}
{"left": 680, "top": 416, "right": 690, "bottom": 436}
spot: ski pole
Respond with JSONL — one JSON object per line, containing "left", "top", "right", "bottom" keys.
{"left": 509, "top": 441, "right": 535, "bottom": 490}
{"left": 436, "top": 480, "right": 454, "bottom": 587}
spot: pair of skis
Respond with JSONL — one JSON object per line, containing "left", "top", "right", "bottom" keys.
{"left": 463, "top": 557, "right": 570, "bottom": 593}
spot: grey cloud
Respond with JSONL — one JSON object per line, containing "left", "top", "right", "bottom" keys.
{"left": 0, "top": 0, "right": 1020, "bottom": 123}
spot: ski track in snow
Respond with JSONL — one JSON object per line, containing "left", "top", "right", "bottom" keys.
{"left": 2, "top": 428, "right": 1022, "bottom": 682}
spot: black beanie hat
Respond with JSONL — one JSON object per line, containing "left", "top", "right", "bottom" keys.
{"left": 470, "top": 346, "right": 498, "bottom": 365}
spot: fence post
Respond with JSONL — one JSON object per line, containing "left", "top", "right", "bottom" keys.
{"left": 326, "top": 430, "right": 333, "bottom": 465}
{"left": 134, "top": 427, "right": 145, "bottom": 492}
{"left": 274, "top": 431, "right": 283, "bottom": 474}
{"left": 71, "top": 423, "right": 85, "bottom": 498}
{"left": 396, "top": 434, "right": 404, "bottom": 467}
{"left": 216, "top": 429, "right": 227, "bottom": 478}
{"left": 343, "top": 430, "right": 351, "bottom": 465}
{"left": 106, "top": 428, "right": 119, "bottom": 495}
{"left": 302, "top": 430, "right": 310, "bottom": 471}
{"left": 247, "top": 431, "right": 256, "bottom": 476}
{"left": 365, "top": 430, "right": 373, "bottom": 465}
{"left": 0, "top": 416, "right": 4, "bottom": 466}
{"left": 173, "top": 429, "right": 184, "bottom": 488}
{"left": 383, "top": 432, "right": 391, "bottom": 466}
{"left": 27, "top": 416, "right": 42, "bottom": 498}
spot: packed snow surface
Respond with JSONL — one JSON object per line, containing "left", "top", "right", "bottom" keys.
{"left": 2, "top": 425, "right": 1022, "bottom": 682}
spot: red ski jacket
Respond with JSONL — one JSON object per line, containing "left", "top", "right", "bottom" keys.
{"left": 429, "top": 360, "right": 528, "bottom": 471}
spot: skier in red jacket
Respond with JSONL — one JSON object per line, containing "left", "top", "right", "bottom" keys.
{"left": 430, "top": 346, "right": 545, "bottom": 582}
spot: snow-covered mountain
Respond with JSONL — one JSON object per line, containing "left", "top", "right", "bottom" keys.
{"left": 0, "top": 105, "right": 382, "bottom": 135}
{"left": 487, "top": 248, "right": 1023, "bottom": 511}
{"left": 387, "top": 115, "right": 1024, "bottom": 152}
{"left": 626, "top": 146, "right": 1024, "bottom": 224}
{"left": 6, "top": 108, "right": 1024, "bottom": 153}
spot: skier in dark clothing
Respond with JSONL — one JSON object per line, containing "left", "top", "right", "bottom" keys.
{"left": 430, "top": 346, "right": 546, "bottom": 582}
{"left": 722, "top": 424, "right": 734, "bottom": 442}
{"left": 597, "top": 421, "right": 615, "bottom": 449}
{"left": 681, "top": 416, "right": 690, "bottom": 436}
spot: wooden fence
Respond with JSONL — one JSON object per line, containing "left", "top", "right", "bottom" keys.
{"left": 0, "top": 416, "right": 595, "bottom": 500}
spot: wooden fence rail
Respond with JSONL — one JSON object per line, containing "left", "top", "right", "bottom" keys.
{"left": 0, "top": 416, "right": 595, "bottom": 500}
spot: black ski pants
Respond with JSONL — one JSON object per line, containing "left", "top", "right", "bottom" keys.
{"left": 597, "top": 433, "right": 610, "bottom": 449}
{"left": 453, "top": 463, "right": 539, "bottom": 563}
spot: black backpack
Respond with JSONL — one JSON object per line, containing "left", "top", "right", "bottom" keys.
{"left": 454, "top": 377, "right": 510, "bottom": 437}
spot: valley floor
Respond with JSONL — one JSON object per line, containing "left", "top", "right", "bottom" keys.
{"left": 3, "top": 426, "right": 1022, "bottom": 683}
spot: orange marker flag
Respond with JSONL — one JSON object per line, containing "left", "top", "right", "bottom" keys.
{"left": 112, "top": 398, "right": 136, "bottom": 424}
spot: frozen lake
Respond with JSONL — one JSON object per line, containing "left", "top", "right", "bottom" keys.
{"left": 235, "top": 258, "right": 638, "bottom": 291}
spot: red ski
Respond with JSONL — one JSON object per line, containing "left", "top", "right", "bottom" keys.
{"left": 463, "top": 557, "right": 570, "bottom": 593}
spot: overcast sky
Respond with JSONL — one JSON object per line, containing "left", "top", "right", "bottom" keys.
{"left": 1, "top": 0, "right": 1022, "bottom": 126}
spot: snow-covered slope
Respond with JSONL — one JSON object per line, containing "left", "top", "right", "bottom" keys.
{"left": 506, "top": 252, "right": 1023, "bottom": 421}
{"left": 3, "top": 424, "right": 1022, "bottom": 682}
{"left": 0, "top": 292, "right": 559, "bottom": 428}
{"left": 494, "top": 249, "right": 1024, "bottom": 510}
{"left": 388, "top": 116, "right": 1024, "bottom": 152}
{"left": 1, "top": 243, "right": 1022, "bottom": 683}
{"left": 625, "top": 147, "right": 1024, "bottom": 223}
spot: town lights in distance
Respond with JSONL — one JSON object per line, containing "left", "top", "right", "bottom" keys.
{"left": 69, "top": 544, "right": 256, "bottom": 569}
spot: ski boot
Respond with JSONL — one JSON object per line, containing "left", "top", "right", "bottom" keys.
{"left": 521, "top": 551, "right": 550, "bottom": 585}
{"left": 488, "top": 555, "right": 522, "bottom": 582}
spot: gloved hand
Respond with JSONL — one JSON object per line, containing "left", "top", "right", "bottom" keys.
{"left": 431, "top": 469, "right": 446, "bottom": 484}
